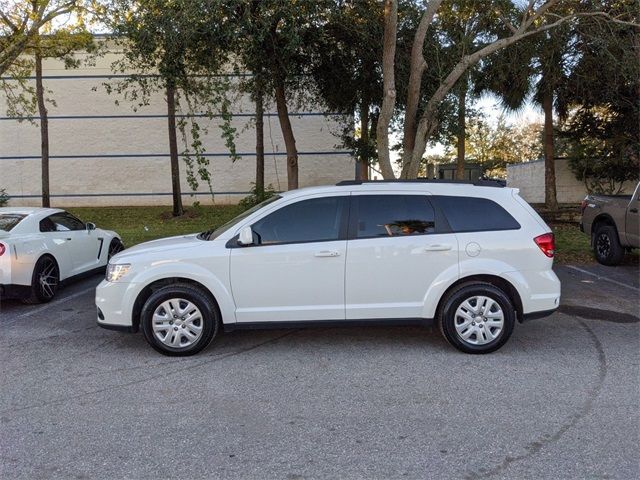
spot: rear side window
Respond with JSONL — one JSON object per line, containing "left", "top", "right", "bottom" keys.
{"left": 354, "top": 195, "right": 436, "bottom": 238}
{"left": 0, "top": 214, "right": 26, "bottom": 232}
{"left": 434, "top": 196, "right": 520, "bottom": 232}
{"left": 41, "top": 213, "right": 86, "bottom": 232}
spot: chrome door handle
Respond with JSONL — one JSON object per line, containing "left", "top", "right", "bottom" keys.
{"left": 65, "top": 238, "right": 72, "bottom": 241}
{"left": 424, "top": 244, "right": 451, "bottom": 252}
{"left": 315, "top": 251, "right": 340, "bottom": 257}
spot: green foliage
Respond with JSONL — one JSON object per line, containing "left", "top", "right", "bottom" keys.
{"left": 442, "top": 115, "right": 543, "bottom": 176}
{"left": 67, "top": 205, "right": 243, "bottom": 246}
{"left": 239, "top": 183, "right": 277, "bottom": 211}
{"left": 558, "top": 11, "right": 640, "bottom": 194}
{"left": 104, "top": 0, "right": 239, "bottom": 198}
{"left": 1, "top": 19, "right": 94, "bottom": 120}
{"left": 0, "top": 188, "right": 9, "bottom": 207}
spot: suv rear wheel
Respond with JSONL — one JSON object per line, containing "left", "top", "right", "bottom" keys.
{"left": 439, "top": 283, "right": 515, "bottom": 354}
{"left": 593, "top": 224, "right": 624, "bottom": 266}
{"left": 141, "top": 284, "right": 219, "bottom": 356}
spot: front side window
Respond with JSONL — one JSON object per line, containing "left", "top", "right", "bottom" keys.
{"left": 434, "top": 196, "right": 520, "bottom": 232}
{"left": 42, "top": 213, "right": 86, "bottom": 232}
{"left": 354, "top": 195, "right": 437, "bottom": 239}
{"left": 251, "top": 197, "right": 346, "bottom": 245}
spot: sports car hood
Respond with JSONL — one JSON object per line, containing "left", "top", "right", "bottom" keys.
{"left": 111, "top": 234, "right": 206, "bottom": 262}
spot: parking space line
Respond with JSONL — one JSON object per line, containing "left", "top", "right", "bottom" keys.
{"left": 565, "top": 265, "right": 639, "bottom": 292}
{"left": 0, "top": 286, "right": 96, "bottom": 326}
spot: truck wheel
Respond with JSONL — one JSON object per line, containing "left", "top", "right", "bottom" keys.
{"left": 439, "top": 283, "right": 515, "bottom": 354}
{"left": 141, "top": 283, "right": 219, "bottom": 356}
{"left": 593, "top": 225, "right": 624, "bottom": 266}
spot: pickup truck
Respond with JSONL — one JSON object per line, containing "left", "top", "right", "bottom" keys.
{"left": 581, "top": 183, "right": 639, "bottom": 265}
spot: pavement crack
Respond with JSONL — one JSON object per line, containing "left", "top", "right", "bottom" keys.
{"left": 463, "top": 318, "right": 608, "bottom": 479}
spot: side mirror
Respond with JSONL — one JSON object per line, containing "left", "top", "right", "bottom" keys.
{"left": 238, "top": 226, "right": 254, "bottom": 246}
{"left": 86, "top": 222, "right": 96, "bottom": 231}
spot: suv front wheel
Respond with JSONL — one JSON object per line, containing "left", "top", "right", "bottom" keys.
{"left": 439, "top": 283, "right": 515, "bottom": 354}
{"left": 141, "top": 283, "right": 220, "bottom": 356}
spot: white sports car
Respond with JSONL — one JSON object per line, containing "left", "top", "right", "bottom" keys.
{"left": 0, "top": 207, "right": 123, "bottom": 303}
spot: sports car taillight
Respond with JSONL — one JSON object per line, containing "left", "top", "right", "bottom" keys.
{"left": 0, "top": 243, "right": 5, "bottom": 256}
{"left": 534, "top": 233, "right": 555, "bottom": 258}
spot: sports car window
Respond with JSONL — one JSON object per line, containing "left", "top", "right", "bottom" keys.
{"left": 354, "top": 195, "right": 436, "bottom": 238}
{"left": 251, "top": 197, "right": 346, "bottom": 245}
{"left": 0, "top": 214, "right": 26, "bottom": 231}
{"left": 45, "top": 213, "right": 86, "bottom": 232}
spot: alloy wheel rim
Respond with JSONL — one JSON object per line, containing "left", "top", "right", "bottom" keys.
{"left": 38, "top": 259, "right": 59, "bottom": 299}
{"left": 152, "top": 298, "right": 204, "bottom": 349}
{"left": 454, "top": 295, "right": 504, "bottom": 346}
{"left": 596, "top": 233, "right": 611, "bottom": 258}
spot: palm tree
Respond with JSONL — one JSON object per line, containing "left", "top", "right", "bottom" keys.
{"left": 475, "top": 24, "right": 574, "bottom": 210}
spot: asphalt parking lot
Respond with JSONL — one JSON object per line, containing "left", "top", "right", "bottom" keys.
{"left": 0, "top": 265, "right": 638, "bottom": 479}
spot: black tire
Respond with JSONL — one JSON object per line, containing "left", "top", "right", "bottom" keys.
{"left": 141, "top": 283, "right": 219, "bottom": 356}
{"left": 22, "top": 255, "right": 60, "bottom": 304}
{"left": 439, "top": 282, "right": 516, "bottom": 354}
{"left": 593, "top": 225, "right": 624, "bottom": 266}
{"left": 108, "top": 238, "right": 124, "bottom": 260}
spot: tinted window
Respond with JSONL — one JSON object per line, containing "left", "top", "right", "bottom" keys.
{"left": 252, "top": 197, "right": 345, "bottom": 245}
{"left": 42, "top": 213, "right": 86, "bottom": 232}
{"left": 355, "top": 195, "right": 436, "bottom": 238}
{"left": 0, "top": 214, "right": 26, "bottom": 232}
{"left": 435, "top": 196, "right": 520, "bottom": 232}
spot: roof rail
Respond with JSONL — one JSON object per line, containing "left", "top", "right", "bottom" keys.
{"left": 335, "top": 179, "right": 505, "bottom": 188}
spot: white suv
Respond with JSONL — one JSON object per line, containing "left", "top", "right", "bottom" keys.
{"left": 96, "top": 180, "right": 560, "bottom": 355}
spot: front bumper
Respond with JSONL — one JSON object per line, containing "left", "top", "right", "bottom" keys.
{"left": 95, "top": 280, "right": 140, "bottom": 331}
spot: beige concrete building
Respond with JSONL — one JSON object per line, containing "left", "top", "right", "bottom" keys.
{"left": 0, "top": 41, "right": 354, "bottom": 206}
{"left": 507, "top": 158, "right": 636, "bottom": 204}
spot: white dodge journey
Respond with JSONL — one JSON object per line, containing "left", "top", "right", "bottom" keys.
{"left": 96, "top": 180, "right": 560, "bottom": 355}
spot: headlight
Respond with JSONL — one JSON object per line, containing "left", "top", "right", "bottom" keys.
{"left": 106, "top": 263, "right": 131, "bottom": 282}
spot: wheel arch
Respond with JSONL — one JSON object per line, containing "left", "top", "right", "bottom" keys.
{"left": 435, "top": 274, "right": 524, "bottom": 323}
{"left": 131, "top": 277, "right": 222, "bottom": 333}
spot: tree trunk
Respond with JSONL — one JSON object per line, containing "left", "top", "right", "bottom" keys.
{"left": 358, "top": 102, "right": 370, "bottom": 181}
{"left": 542, "top": 91, "right": 558, "bottom": 211}
{"left": 35, "top": 47, "right": 50, "bottom": 207}
{"left": 400, "top": 0, "right": 443, "bottom": 170}
{"left": 166, "top": 82, "right": 184, "bottom": 217}
{"left": 274, "top": 78, "right": 298, "bottom": 190}
{"left": 455, "top": 86, "right": 467, "bottom": 180}
{"left": 376, "top": 0, "right": 398, "bottom": 180}
{"left": 255, "top": 77, "right": 265, "bottom": 196}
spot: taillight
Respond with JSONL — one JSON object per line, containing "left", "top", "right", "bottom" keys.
{"left": 534, "top": 233, "right": 555, "bottom": 258}
{"left": 580, "top": 199, "right": 588, "bottom": 214}
{"left": 0, "top": 243, "right": 5, "bottom": 256}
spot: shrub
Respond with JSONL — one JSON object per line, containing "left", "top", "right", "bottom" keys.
{"left": 0, "top": 189, "right": 8, "bottom": 207}
{"left": 239, "top": 184, "right": 277, "bottom": 210}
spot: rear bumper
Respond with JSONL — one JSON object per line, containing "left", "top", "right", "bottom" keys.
{"left": 521, "top": 307, "right": 559, "bottom": 322}
{"left": 0, "top": 284, "right": 31, "bottom": 299}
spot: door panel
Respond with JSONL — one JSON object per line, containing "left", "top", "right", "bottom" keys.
{"left": 345, "top": 234, "right": 458, "bottom": 319}
{"left": 345, "top": 193, "right": 459, "bottom": 320}
{"left": 231, "top": 240, "right": 347, "bottom": 322}
{"left": 230, "top": 195, "right": 349, "bottom": 323}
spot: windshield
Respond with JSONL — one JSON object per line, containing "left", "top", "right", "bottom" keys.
{"left": 200, "top": 196, "right": 282, "bottom": 241}
{"left": 0, "top": 214, "right": 26, "bottom": 232}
